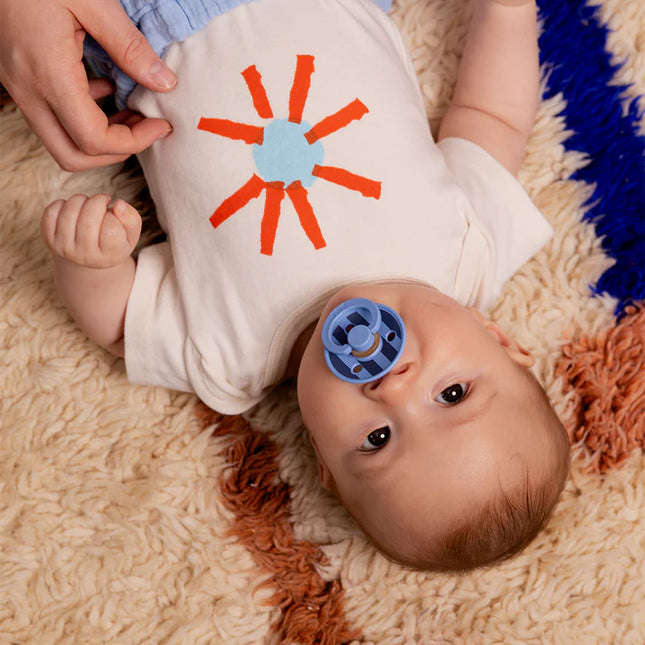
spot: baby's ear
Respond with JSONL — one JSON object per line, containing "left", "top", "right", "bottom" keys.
{"left": 318, "top": 463, "right": 336, "bottom": 491}
{"left": 484, "top": 319, "right": 535, "bottom": 367}
{"left": 469, "top": 309, "right": 535, "bottom": 367}
{"left": 308, "top": 433, "right": 337, "bottom": 491}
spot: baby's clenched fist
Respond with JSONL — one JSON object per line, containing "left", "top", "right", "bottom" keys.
{"left": 41, "top": 194, "right": 142, "bottom": 269}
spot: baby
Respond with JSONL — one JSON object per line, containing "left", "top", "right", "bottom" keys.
{"left": 42, "top": 0, "right": 570, "bottom": 571}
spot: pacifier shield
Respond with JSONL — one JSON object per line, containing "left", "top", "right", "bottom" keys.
{"left": 322, "top": 297, "right": 406, "bottom": 383}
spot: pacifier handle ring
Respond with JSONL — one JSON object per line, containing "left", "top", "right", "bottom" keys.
{"left": 322, "top": 297, "right": 381, "bottom": 356}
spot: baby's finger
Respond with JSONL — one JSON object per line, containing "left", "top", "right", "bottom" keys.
{"left": 111, "top": 200, "right": 142, "bottom": 247}
{"left": 54, "top": 194, "right": 90, "bottom": 255}
{"left": 41, "top": 199, "right": 66, "bottom": 249}
{"left": 75, "top": 193, "right": 113, "bottom": 252}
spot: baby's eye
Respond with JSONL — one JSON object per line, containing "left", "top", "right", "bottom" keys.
{"left": 434, "top": 383, "right": 469, "bottom": 405}
{"left": 359, "top": 426, "right": 391, "bottom": 452}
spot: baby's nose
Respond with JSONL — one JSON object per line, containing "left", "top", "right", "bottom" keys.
{"left": 363, "top": 362, "right": 414, "bottom": 404}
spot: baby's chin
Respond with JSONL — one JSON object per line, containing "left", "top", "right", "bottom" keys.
{"left": 318, "top": 278, "right": 440, "bottom": 322}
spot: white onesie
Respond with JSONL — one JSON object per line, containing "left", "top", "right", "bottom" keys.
{"left": 125, "top": 0, "right": 553, "bottom": 413}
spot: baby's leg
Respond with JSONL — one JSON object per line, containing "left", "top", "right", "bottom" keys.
{"left": 41, "top": 193, "right": 141, "bottom": 356}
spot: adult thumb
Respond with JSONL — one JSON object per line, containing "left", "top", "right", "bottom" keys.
{"left": 76, "top": 0, "right": 177, "bottom": 92}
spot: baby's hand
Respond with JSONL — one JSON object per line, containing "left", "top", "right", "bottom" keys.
{"left": 41, "top": 194, "right": 142, "bottom": 269}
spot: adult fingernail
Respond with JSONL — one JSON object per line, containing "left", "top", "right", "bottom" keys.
{"left": 150, "top": 59, "right": 177, "bottom": 90}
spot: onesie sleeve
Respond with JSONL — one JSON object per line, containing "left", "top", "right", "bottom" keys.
{"left": 124, "top": 242, "right": 193, "bottom": 394}
{"left": 437, "top": 137, "right": 553, "bottom": 310}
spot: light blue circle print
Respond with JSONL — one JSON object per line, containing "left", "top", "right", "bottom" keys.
{"left": 253, "top": 119, "right": 324, "bottom": 187}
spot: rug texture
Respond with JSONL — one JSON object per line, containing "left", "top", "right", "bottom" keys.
{"left": 1, "top": 0, "right": 644, "bottom": 643}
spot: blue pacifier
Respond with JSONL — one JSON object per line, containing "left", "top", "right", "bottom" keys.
{"left": 322, "top": 297, "right": 406, "bottom": 383}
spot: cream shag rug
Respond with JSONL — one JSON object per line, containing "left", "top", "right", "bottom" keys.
{"left": 1, "top": 0, "right": 644, "bottom": 643}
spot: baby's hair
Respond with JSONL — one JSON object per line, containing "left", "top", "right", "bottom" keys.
{"left": 422, "top": 372, "right": 571, "bottom": 572}
{"left": 357, "top": 370, "right": 571, "bottom": 572}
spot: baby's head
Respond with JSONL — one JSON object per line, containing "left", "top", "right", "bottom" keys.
{"left": 296, "top": 282, "right": 570, "bottom": 571}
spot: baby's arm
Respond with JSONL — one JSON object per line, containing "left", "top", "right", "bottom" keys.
{"left": 41, "top": 194, "right": 142, "bottom": 357}
{"left": 438, "top": 0, "right": 539, "bottom": 175}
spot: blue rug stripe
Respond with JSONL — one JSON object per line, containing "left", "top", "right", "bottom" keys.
{"left": 537, "top": 0, "right": 645, "bottom": 315}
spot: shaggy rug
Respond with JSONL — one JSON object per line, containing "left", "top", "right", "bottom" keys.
{"left": 1, "top": 0, "right": 643, "bottom": 643}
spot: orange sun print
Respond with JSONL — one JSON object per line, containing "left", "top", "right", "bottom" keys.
{"left": 197, "top": 55, "right": 381, "bottom": 255}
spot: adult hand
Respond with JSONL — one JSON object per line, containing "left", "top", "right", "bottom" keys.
{"left": 0, "top": 0, "right": 178, "bottom": 171}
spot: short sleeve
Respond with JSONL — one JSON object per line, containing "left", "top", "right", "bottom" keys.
{"left": 438, "top": 137, "right": 553, "bottom": 309}
{"left": 124, "top": 242, "right": 193, "bottom": 393}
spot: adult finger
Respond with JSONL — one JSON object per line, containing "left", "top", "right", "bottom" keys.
{"left": 20, "top": 99, "right": 134, "bottom": 171}
{"left": 49, "top": 89, "right": 173, "bottom": 157}
{"left": 44, "top": 54, "right": 173, "bottom": 159}
{"left": 88, "top": 78, "right": 117, "bottom": 101}
{"left": 72, "top": 0, "right": 177, "bottom": 93}
{"left": 108, "top": 110, "right": 145, "bottom": 127}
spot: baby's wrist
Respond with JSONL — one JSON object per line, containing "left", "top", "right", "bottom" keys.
{"left": 52, "top": 252, "right": 133, "bottom": 274}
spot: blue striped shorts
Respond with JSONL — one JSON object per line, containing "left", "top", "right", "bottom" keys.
{"left": 84, "top": 0, "right": 392, "bottom": 109}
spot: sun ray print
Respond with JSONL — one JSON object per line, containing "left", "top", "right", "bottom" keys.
{"left": 198, "top": 54, "right": 381, "bottom": 255}
{"left": 288, "top": 55, "right": 314, "bottom": 124}
{"left": 242, "top": 65, "right": 274, "bottom": 119}
{"left": 197, "top": 118, "right": 264, "bottom": 145}
{"left": 304, "top": 98, "right": 369, "bottom": 144}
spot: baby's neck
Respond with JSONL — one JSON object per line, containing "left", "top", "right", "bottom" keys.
{"left": 283, "top": 321, "right": 317, "bottom": 381}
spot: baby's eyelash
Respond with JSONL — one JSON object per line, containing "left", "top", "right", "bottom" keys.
{"left": 359, "top": 426, "right": 391, "bottom": 452}
{"left": 434, "top": 382, "right": 470, "bottom": 405}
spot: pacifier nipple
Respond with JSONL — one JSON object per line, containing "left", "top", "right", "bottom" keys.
{"left": 347, "top": 325, "right": 381, "bottom": 357}
{"left": 322, "top": 297, "right": 406, "bottom": 383}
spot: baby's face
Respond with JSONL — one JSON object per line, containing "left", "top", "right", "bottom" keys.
{"left": 297, "top": 282, "right": 548, "bottom": 548}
